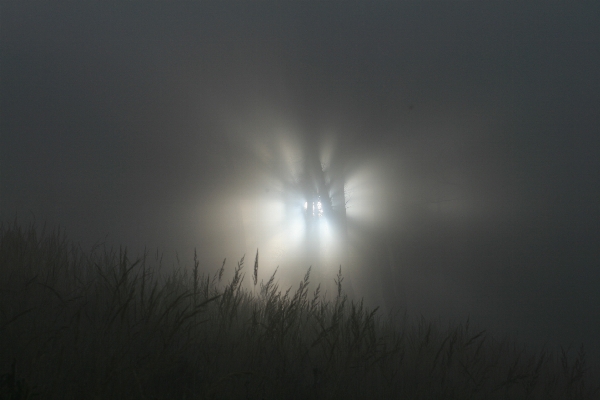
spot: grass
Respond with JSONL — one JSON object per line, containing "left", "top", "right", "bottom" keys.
{"left": 1, "top": 220, "right": 598, "bottom": 399}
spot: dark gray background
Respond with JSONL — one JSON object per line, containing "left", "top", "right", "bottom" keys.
{"left": 2, "top": 2, "right": 599, "bottom": 365}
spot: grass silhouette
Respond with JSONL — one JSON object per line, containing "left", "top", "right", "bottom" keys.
{"left": 1, "top": 220, "right": 598, "bottom": 399}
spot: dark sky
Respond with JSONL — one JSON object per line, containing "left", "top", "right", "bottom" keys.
{"left": 2, "top": 2, "right": 600, "bottom": 363}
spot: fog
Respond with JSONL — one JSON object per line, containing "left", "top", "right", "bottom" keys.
{"left": 2, "top": 2, "right": 599, "bottom": 363}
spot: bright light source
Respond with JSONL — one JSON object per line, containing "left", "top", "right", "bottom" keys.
{"left": 305, "top": 196, "right": 325, "bottom": 218}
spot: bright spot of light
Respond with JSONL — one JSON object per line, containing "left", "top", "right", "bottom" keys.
{"left": 305, "top": 197, "right": 324, "bottom": 218}
{"left": 344, "top": 162, "right": 389, "bottom": 227}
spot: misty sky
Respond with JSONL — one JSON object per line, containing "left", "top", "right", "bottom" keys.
{"left": 2, "top": 2, "right": 600, "bottom": 363}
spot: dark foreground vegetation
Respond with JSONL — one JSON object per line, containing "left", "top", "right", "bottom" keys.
{"left": 1, "top": 221, "right": 598, "bottom": 400}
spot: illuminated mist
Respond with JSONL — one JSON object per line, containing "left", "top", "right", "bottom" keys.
{"left": 199, "top": 107, "right": 396, "bottom": 303}
{"left": 2, "top": 1, "right": 599, "bottom": 366}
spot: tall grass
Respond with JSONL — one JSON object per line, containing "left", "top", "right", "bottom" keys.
{"left": 1, "top": 220, "right": 598, "bottom": 399}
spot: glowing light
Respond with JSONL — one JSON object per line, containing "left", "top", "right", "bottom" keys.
{"left": 305, "top": 197, "right": 324, "bottom": 218}
{"left": 212, "top": 110, "right": 355, "bottom": 280}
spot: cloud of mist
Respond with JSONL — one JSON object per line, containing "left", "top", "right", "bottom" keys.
{"left": 2, "top": 1, "right": 600, "bottom": 363}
